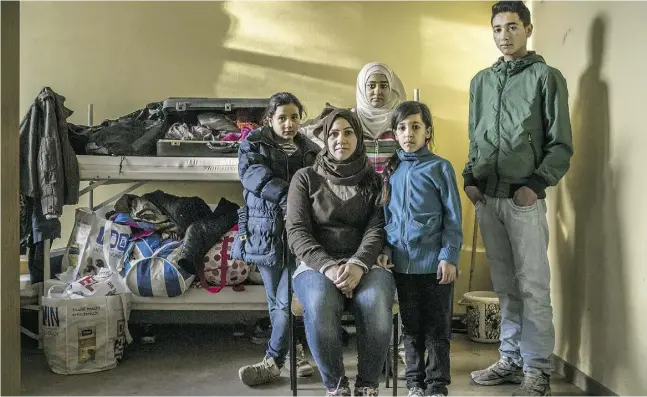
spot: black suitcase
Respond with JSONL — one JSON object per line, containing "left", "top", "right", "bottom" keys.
{"left": 157, "top": 97, "right": 269, "bottom": 157}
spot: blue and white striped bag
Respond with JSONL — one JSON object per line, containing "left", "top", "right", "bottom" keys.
{"left": 122, "top": 236, "right": 194, "bottom": 298}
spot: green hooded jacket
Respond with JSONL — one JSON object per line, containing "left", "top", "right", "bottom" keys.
{"left": 463, "top": 52, "right": 574, "bottom": 198}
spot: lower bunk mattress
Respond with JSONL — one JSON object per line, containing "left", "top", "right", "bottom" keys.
{"left": 77, "top": 155, "right": 240, "bottom": 181}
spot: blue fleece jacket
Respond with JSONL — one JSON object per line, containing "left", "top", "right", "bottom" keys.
{"left": 384, "top": 147, "right": 463, "bottom": 274}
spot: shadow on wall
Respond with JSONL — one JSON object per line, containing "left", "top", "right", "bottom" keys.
{"left": 222, "top": 47, "right": 357, "bottom": 86}
{"left": 214, "top": 1, "right": 423, "bottom": 106}
{"left": 212, "top": 1, "right": 488, "bottom": 114}
{"left": 21, "top": 1, "right": 488, "bottom": 123}
{"left": 554, "top": 14, "right": 628, "bottom": 389}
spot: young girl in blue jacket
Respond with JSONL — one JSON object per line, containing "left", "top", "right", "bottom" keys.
{"left": 382, "top": 101, "right": 463, "bottom": 397}
{"left": 233, "top": 92, "right": 321, "bottom": 387}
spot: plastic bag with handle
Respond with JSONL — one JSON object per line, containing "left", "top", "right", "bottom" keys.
{"left": 63, "top": 268, "right": 129, "bottom": 299}
{"left": 42, "top": 285, "right": 133, "bottom": 374}
{"left": 59, "top": 208, "right": 132, "bottom": 283}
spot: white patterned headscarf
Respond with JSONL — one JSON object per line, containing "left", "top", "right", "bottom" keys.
{"left": 356, "top": 62, "right": 406, "bottom": 139}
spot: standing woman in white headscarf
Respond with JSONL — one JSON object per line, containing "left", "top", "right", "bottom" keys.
{"left": 356, "top": 62, "right": 407, "bottom": 172}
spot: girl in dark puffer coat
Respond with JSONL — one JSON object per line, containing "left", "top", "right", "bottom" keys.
{"left": 233, "top": 92, "right": 320, "bottom": 387}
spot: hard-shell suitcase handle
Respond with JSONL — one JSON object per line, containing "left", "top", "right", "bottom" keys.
{"left": 205, "top": 141, "right": 238, "bottom": 153}
{"left": 175, "top": 101, "right": 233, "bottom": 112}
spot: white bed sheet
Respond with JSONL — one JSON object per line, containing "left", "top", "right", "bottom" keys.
{"left": 130, "top": 284, "right": 268, "bottom": 311}
{"left": 77, "top": 155, "right": 239, "bottom": 182}
{"left": 43, "top": 279, "right": 267, "bottom": 311}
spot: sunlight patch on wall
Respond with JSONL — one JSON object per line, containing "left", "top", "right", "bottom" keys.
{"left": 417, "top": 16, "right": 499, "bottom": 125}
{"left": 223, "top": 1, "right": 364, "bottom": 71}
{"left": 419, "top": 15, "right": 499, "bottom": 94}
{"left": 214, "top": 61, "right": 353, "bottom": 114}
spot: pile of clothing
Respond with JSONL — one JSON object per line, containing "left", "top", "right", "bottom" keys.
{"left": 164, "top": 114, "right": 259, "bottom": 143}
{"left": 109, "top": 191, "right": 239, "bottom": 276}
{"left": 68, "top": 102, "right": 166, "bottom": 157}
{"left": 67, "top": 98, "right": 263, "bottom": 156}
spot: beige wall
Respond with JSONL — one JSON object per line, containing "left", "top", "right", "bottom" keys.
{"left": 532, "top": 1, "right": 647, "bottom": 395}
{"left": 20, "top": 1, "right": 500, "bottom": 310}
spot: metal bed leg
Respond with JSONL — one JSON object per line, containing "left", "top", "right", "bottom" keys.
{"left": 289, "top": 271, "right": 297, "bottom": 395}
{"left": 89, "top": 182, "right": 94, "bottom": 210}
{"left": 393, "top": 313, "right": 399, "bottom": 396}
{"left": 285, "top": 229, "right": 297, "bottom": 396}
{"left": 37, "top": 283, "right": 44, "bottom": 350}
{"left": 385, "top": 343, "right": 391, "bottom": 389}
{"left": 38, "top": 239, "right": 52, "bottom": 350}
{"left": 87, "top": 105, "right": 95, "bottom": 212}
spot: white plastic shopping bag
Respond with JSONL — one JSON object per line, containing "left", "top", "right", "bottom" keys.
{"left": 59, "top": 208, "right": 132, "bottom": 283}
{"left": 64, "top": 268, "right": 129, "bottom": 299}
{"left": 41, "top": 286, "right": 133, "bottom": 375}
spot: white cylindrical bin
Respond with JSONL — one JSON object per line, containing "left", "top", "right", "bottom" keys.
{"left": 461, "top": 291, "right": 500, "bottom": 343}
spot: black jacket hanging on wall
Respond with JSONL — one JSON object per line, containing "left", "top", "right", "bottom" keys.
{"left": 19, "top": 87, "right": 80, "bottom": 219}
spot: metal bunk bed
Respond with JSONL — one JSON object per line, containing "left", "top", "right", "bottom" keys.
{"left": 27, "top": 155, "right": 267, "bottom": 349}
{"left": 42, "top": 154, "right": 268, "bottom": 312}
{"left": 24, "top": 104, "right": 268, "bottom": 348}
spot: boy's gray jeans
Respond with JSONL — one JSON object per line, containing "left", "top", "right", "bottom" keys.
{"left": 476, "top": 196, "right": 555, "bottom": 374}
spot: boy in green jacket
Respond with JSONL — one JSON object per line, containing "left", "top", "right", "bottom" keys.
{"left": 463, "top": 2, "right": 573, "bottom": 396}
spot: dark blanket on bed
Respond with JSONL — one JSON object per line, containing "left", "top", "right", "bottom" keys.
{"left": 68, "top": 102, "right": 165, "bottom": 156}
{"left": 114, "top": 190, "right": 240, "bottom": 275}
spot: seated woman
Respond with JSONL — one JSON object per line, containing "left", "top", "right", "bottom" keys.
{"left": 287, "top": 109, "right": 395, "bottom": 397}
